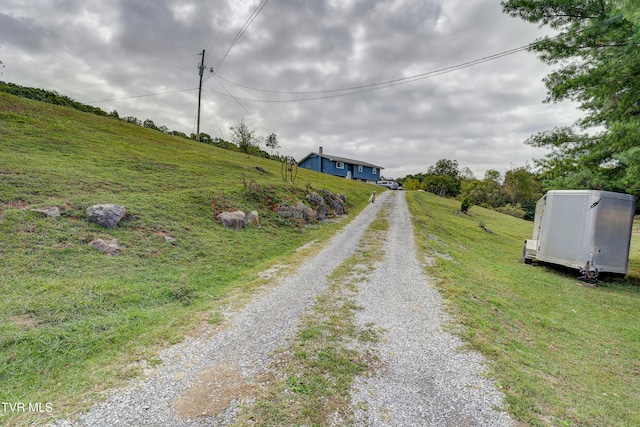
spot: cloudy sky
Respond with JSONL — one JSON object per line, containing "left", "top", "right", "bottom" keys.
{"left": 0, "top": 0, "right": 582, "bottom": 179}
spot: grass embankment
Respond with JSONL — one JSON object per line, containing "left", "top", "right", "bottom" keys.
{"left": 0, "top": 92, "right": 380, "bottom": 425}
{"left": 407, "top": 191, "right": 640, "bottom": 427}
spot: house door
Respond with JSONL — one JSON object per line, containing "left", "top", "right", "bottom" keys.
{"left": 346, "top": 165, "right": 353, "bottom": 179}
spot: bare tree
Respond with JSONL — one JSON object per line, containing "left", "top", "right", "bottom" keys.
{"left": 230, "top": 120, "right": 260, "bottom": 157}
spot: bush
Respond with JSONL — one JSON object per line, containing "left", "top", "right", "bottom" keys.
{"left": 495, "top": 203, "right": 526, "bottom": 219}
{"left": 461, "top": 197, "right": 473, "bottom": 213}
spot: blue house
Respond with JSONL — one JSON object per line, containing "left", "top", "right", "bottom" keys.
{"left": 298, "top": 147, "right": 383, "bottom": 183}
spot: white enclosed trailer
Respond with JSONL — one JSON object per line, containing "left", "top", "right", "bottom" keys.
{"left": 523, "top": 190, "right": 636, "bottom": 277}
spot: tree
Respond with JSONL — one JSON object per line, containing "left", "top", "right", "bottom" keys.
{"left": 484, "top": 169, "right": 502, "bottom": 185}
{"left": 501, "top": 0, "right": 640, "bottom": 196}
{"left": 265, "top": 133, "right": 280, "bottom": 154}
{"left": 143, "top": 119, "right": 159, "bottom": 131}
{"left": 500, "top": 166, "right": 543, "bottom": 219}
{"left": 502, "top": 166, "right": 543, "bottom": 205}
{"left": 230, "top": 120, "right": 260, "bottom": 156}
{"left": 425, "top": 159, "right": 462, "bottom": 197}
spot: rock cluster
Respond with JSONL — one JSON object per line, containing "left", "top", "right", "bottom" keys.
{"left": 278, "top": 189, "right": 347, "bottom": 224}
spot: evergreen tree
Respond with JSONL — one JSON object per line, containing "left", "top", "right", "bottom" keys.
{"left": 502, "top": 0, "right": 640, "bottom": 196}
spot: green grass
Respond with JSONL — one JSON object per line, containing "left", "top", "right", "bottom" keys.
{"left": 406, "top": 191, "right": 640, "bottom": 427}
{"left": 0, "top": 92, "right": 382, "bottom": 425}
{"left": 233, "top": 207, "right": 389, "bottom": 425}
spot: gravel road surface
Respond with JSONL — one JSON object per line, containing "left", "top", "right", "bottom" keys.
{"left": 51, "top": 191, "right": 514, "bottom": 426}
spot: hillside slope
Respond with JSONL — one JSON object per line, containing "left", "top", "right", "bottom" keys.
{"left": 0, "top": 92, "right": 380, "bottom": 423}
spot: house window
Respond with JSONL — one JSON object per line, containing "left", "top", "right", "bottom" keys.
{"left": 358, "top": 165, "right": 363, "bottom": 172}
{"left": 336, "top": 162, "right": 345, "bottom": 169}
{"left": 372, "top": 168, "right": 377, "bottom": 174}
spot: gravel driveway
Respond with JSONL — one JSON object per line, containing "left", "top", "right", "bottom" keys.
{"left": 51, "top": 191, "right": 514, "bottom": 427}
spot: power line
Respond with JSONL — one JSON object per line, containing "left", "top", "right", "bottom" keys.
{"left": 210, "top": 0, "right": 271, "bottom": 75}
{"left": 206, "top": 44, "right": 532, "bottom": 103}
{"left": 83, "top": 41, "right": 530, "bottom": 105}
{"left": 204, "top": 0, "right": 242, "bottom": 52}
{"left": 211, "top": 26, "right": 611, "bottom": 99}
{"left": 86, "top": 87, "right": 197, "bottom": 103}
{"left": 212, "top": 76, "right": 268, "bottom": 134}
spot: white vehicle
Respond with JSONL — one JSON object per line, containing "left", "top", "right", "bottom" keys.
{"left": 377, "top": 180, "right": 400, "bottom": 190}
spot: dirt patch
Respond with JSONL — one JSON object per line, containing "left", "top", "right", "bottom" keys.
{"left": 0, "top": 200, "right": 28, "bottom": 214}
{"left": 173, "top": 364, "right": 258, "bottom": 418}
{"left": 9, "top": 314, "right": 40, "bottom": 329}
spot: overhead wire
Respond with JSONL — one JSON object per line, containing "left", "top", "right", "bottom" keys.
{"left": 85, "top": 43, "right": 529, "bottom": 104}
{"left": 86, "top": 87, "right": 197, "bottom": 103}
{"left": 83, "top": 13, "right": 622, "bottom": 107}
{"left": 210, "top": 77, "right": 268, "bottom": 134}
{"left": 209, "top": 0, "right": 271, "bottom": 75}
{"left": 209, "top": 24, "right": 619, "bottom": 100}
{"left": 206, "top": 44, "right": 532, "bottom": 103}
{"left": 204, "top": 0, "right": 242, "bottom": 52}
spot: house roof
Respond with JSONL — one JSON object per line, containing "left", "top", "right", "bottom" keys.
{"left": 298, "top": 152, "right": 384, "bottom": 169}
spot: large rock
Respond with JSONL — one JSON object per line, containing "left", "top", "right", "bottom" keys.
{"left": 307, "top": 192, "right": 329, "bottom": 221}
{"left": 86, "top": 204, "right": 126, "bottom": 229}
{"left": 89, "top": 238, "right": 123, "bottom": 256}
{"left": 244, "top": 210, "right": 260, "bottom": 227}
{"left": 276, "top": 202, "right": 316, "bottom": 224}
{"left": 322, "top": 189, "right": 346, "bottom": 216}
{"left": 218, "top": 210, "right": 246, "bottom": 230}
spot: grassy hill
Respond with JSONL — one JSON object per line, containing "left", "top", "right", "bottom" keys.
{"left": 0, "top": 92, "right": 381, "bottom": 424}
{"left": 407, "top": 192, "right": 640, "bottom": 427}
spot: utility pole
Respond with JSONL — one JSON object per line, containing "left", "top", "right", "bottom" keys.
{"left": 196, "top": 49, "right": 205, "bottom": 142}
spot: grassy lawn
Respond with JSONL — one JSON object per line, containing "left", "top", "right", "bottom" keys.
{"left": 0, "top": 92, "right": 381, "bottom": 425}
{"left": 407, "top": 191, "right": 640, "bottom": 427}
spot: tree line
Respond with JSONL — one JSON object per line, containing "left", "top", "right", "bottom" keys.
{"left": 0, "top": 81, "right": 282, "bottom": 161}
{"left": 399, "top": 159, "right": 542, "bottom": 220}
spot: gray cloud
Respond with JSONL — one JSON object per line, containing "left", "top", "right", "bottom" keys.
{"left": 0, "top": 0, "right": 582, "bottom": 179}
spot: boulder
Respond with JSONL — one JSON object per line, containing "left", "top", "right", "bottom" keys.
{"left": 276, "top": 202, "right": 316, "bottom": 224}
{"left": 86, "top": 204, "right": 126, "bottom": 229}
{"left": 322, "top": 189, "right": 346, "bottom": 215}
{"left": 31, "top": 207, "right": 61, "bottom": 218}
{"left": 245, "top": 210, "right": 260, "bottom": 227}
{"left": 218, "top": 210, "right": 246, "bottom": 230}
{"left": 89, "top": 238, "right": 123, "bottom": 256}
{"left": 306, "top": 192, "right": 329, "bottom": 221}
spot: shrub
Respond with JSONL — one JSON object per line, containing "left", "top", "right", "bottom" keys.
{"left": 461, "top": 197, "right": 473, "bottom": 214}
{"left": 495, "top": 203, "right": 526, "bottom": 219}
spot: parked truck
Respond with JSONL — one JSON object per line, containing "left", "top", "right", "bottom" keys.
{"left": 522, "top": 190, "right": 636, "bottom": 278}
